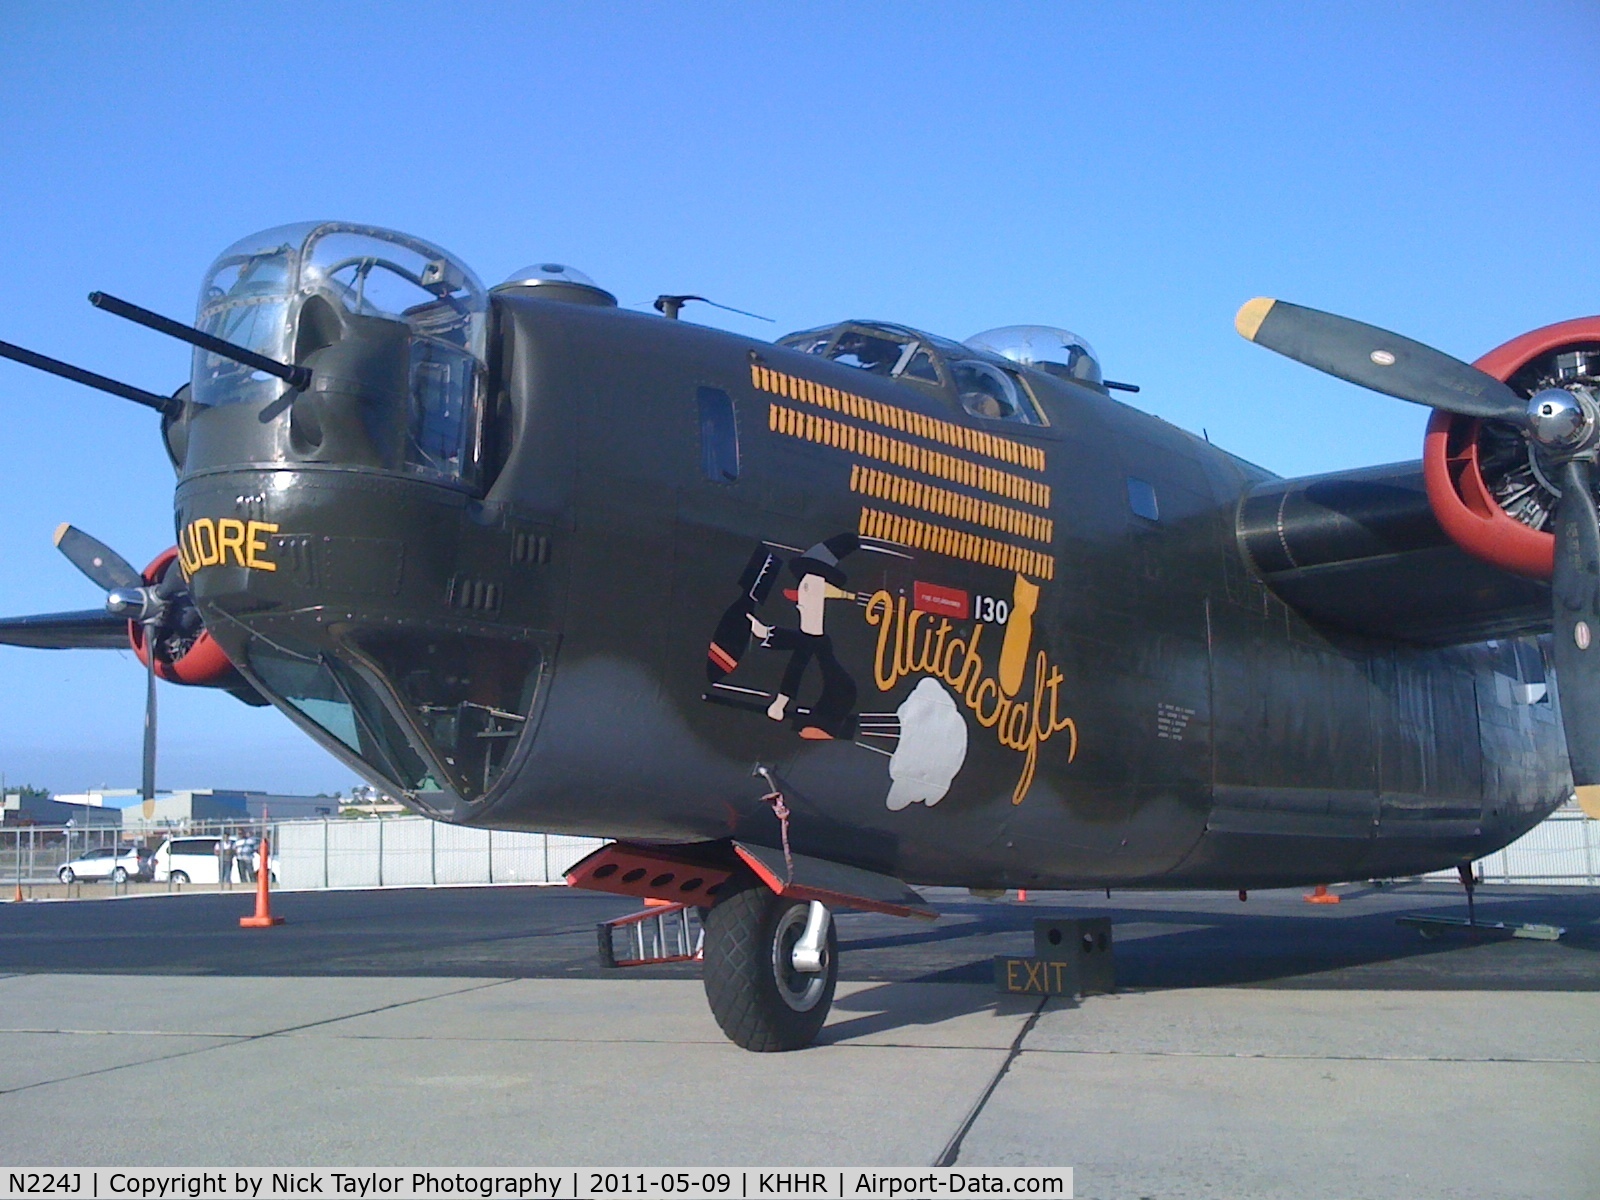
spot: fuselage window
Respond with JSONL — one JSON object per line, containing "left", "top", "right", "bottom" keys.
{"left": 697, "top": 386, "right": 740, "bottom": 483}
{"left": 1127, "top": 477, "right": 1160, "bottom": 522}
{"left": 952, "top": 360, "right": 1047, "bottom": 426}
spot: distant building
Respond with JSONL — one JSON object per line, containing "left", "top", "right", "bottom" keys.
{"left": 96, "top": 790, "right": 251, "bottom": 827}
{"left": 2, "top": 792, "right": 123, "bottom": 827}
{"left": 5, "top": 789, "right": 340, "bottom": 828}
{"left": 238, "top": 792, "right": 343, "bottom": 821}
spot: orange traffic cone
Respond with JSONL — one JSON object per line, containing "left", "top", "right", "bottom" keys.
{"left": 239, "top": 833, "right": 284, "bottom": 927}
{"left": 1304, "top": 884, "right": 1341, "bottom": 905}
{"left": 12, "top": 882, "right": 22, "bottom": 903}
{"left": 1016, "top": 888, "right": 1029, "bottom": 903}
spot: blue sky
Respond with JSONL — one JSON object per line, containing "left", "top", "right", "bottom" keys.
{"left": 0, "top": 2, "right": 1595, "bottom": 796}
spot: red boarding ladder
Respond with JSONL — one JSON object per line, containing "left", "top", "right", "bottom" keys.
{"left": 598, "top": 900, "right": 704, "bottom": 968}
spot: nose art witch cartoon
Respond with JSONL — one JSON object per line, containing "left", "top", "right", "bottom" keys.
{"left": 746, "top": 534, "right": 860, "bottom": 740}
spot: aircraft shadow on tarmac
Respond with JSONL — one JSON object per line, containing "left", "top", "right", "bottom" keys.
{"left": 818, "top": 981, "right": 1050, "bottom": 1046}
{"left": 844, "top": 885, "right": 1600, "bottom": 992}
{"left": 0, "top": 885, "right": 1595, "bottom": 1008}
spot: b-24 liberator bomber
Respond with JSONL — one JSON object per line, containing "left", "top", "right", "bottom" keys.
{"left": 2, "top": 220, "right": 1596, "bottom": 1049}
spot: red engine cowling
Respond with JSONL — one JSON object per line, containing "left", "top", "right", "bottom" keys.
{"left": 1423, "top": 316, "right": 1600, "bottom": 581}
{"left": 126, "top": 547, "right": 237, "bottom": 686}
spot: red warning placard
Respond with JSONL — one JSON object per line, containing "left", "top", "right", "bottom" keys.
{"left": 913, "top": 581, "right": 970, "bottom": 619}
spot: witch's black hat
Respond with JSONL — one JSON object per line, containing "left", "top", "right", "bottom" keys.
{"left": 789, "top": 533, "right": 859, "bottom": 588}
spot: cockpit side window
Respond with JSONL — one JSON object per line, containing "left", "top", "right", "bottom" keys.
{"left": 901, "top": 347, "right": 941, "bottom": 383}
{"left": 781, "top": 329, "right": 833, "bottom": 356}
{"left": 827, "top": 330, "right": 909, "bottom": 375}
{"left": 952, "top": 361, "right": 1048, "bottom": 426}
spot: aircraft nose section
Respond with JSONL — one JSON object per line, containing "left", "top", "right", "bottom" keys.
{"left": 174, "top": 467, "right": 563, "bottom": 816}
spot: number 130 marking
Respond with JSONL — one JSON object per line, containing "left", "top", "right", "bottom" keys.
{"left": 973, "top": 594, "right": 1010, "bottom": 624}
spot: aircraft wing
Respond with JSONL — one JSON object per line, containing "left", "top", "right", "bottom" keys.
{"left": 0, "top": 609, "right": 129, "bottom": 650}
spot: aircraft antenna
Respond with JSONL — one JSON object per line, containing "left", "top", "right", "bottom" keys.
{"left": 654, "top": 294, "right": 773, "bottom": 323}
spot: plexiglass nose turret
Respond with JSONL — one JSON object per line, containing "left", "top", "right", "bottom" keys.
{"left": 181, "top": 221, "right": 490, "bottom": 489}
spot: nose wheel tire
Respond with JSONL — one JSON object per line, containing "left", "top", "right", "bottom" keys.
{"left": 701, "top": 877, "right": 838, "bottom": 1052}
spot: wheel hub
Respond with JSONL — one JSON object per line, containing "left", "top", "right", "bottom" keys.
{"left": 771, "top": 905, "right": 829, "bottom": 1013}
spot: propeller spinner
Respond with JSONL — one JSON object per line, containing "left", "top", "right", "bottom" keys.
{"left": 1237, "top": 297, "right": 1600, "bottom": 813}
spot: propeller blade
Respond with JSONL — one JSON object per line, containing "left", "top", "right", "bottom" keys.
{"left": 154, "top": 556, "right": 189, "bottom": 600}
{"left": 141, "top": 622, "right": 158, "bottom": 805}
{"left": 0, "top": 609, "right": 130, "bottom": 649}
{"left": 53, "top": 524, "right": 143, "bottom": 592}
{"left": 1235, "top": 298, "right": 1527, "bottom": 423}
{"left": 1549, "top": 458, "right": 1600, "bottom": 813}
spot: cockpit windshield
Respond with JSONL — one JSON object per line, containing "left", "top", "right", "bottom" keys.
{"left": 192, "top": 221, "right": 489, "bottom": 485}
{"left": 778, "top": 323, "right": 946, "bottom": 384}
{"left": 776, "top": 321, "right": 1047, "bottom": 423}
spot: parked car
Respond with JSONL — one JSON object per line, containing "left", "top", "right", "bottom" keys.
{"left": 150, "top": 835, "right": 277, "bottom": 884}
{"left": 151, "top": 835, "right": 222, "bottom": 884}
{"left": 57, "top": 846, "right": 151, "bottom": 884}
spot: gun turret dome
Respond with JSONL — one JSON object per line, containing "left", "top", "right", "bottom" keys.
{"left": 494, "top": 263, "right": 617, "bottom": 307}
{"left": 964, "top": 325, "right": 1103, "bottom": 388}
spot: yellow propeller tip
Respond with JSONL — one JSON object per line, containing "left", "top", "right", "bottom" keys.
{"left": 1235, "top": 297, "right": 1276, "bottom": 342}
{"left": 51, "top": 523, "right": 70, "bottom": 547}
{"left": 1576, "top": 785, "right": 1600, "bottom": 820}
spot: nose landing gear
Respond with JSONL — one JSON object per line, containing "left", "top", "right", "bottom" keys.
{"left": 566, "top": 840, "right": 935, "bottom": 1051}
{"left": 702, "top": 878, "right": 838, "bottom": 1052}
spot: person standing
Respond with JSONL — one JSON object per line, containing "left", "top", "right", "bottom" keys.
{"left": 235, "top": 835, "right": 257, "bottom": 883}
{"left": 217, "top": 836, "right": 236, "bottom": 888}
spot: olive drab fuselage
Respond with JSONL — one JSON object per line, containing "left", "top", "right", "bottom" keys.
{"left": 169, "top": 242, "right": 1569, "bottom": 892}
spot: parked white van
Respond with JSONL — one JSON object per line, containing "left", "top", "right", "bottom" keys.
{"left": 151, "top": 836, "right": 223, "bottom": 884}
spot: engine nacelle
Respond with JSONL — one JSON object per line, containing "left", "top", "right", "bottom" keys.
{"left": 127, "top": 547, "right": 239, "bottom": 687}
{"left": 1423, "top": 316, "right": 1600, "bottom": 581}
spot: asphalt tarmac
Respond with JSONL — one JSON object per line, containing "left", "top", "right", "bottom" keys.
{"left": 1, "top": 882, "right": 1597, "bottom": 1198}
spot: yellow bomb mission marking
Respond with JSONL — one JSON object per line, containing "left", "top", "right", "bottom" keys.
{"left": 865, "top": 588, "right": 1076, "bottom": 806}
{"left": 178, "top": 518, "right": 278, "bottom": 578}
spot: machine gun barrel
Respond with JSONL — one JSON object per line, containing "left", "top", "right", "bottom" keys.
{"left": 89, "top": 291, "right": 311, "bottom": 391}
{"left": 0, "top": 337, "right": 177, "bottom": 415}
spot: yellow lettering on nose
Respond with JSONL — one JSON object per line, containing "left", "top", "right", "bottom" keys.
{"left": 216, "top": 519, "right": 246, "bottom": 566}
{"left": 177, "top": 526, "right": 197, "bottom": 578}
{"left": 244, "top": 521, "right": 278, "bottom": 571}
{"left": 191, "top": 519, "right": 219, "bottom": 567}
{"left": 179, "top": 517, "right": 280, "bottom": 574}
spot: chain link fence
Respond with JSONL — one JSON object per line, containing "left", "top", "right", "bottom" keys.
{"left": 0, "top": 816, "right": 602, "bottom": 890}
{"left": 276, "top": 817, "right": 602, "bottom": 889}
{"left": 0, "top": 824, "right": 129, "bottom": 886}
{"left": 5, "top": 806, "right": 1597, "bottom": 893}
{"left": 1421, "top": 806, "right": 1600, "bottom": 885}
